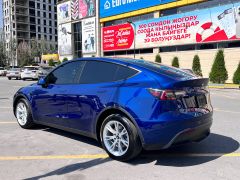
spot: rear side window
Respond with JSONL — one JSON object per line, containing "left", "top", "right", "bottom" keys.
{"left": 114, "top": 66, "right": 138, "bottom": 81}
{"left": 129, "top": 60, "right": 195, "bottom": 79}
{"left": 79, "top": 61, "right": 118, "bottom": 84}
{"left": 46, "top": 61, "right": 85, "bottom": 85}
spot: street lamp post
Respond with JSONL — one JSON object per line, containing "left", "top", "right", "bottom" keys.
{"left": 127, "top": 21, "right": 136, "bottom": 59}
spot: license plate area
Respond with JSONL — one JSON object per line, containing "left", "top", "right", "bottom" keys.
{"left": 183, "top": 94, "right": 207, "bottom": 108}
{"left": 196, "top": 94, "right": 207, "bottom": 108}
{"left": 184, "top": 96, "right": 197, "bottom": 108}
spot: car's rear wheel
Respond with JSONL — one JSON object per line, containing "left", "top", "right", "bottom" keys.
{"left": 100, "top": 114, "right": 142, "bottom": 161}
{"left": 8, "top": 77, "right": 11, "bottom": 80}
{"left": 15, "top": 98, "right": 35, "bottom": 129}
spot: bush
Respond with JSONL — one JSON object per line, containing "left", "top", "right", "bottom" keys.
{"left": 48, "top": 59, "right": 55, "bottom": 66}
{"left": 62, "top": 57, "right": 68, "bottom": 62}
{"left": 56, "top": 61, "right": 61, "bottom": 66}
{"left": 172, "top": 57, "right": 179, "bottom": 68}
{"left": 155, "top": 54, "right": 161, "bottom": 63}
{"left": 140, "top": 57, "right": 144, "bottom": 59}
{"left": 209, "top": 50, "right": 228, "bottom": 83}
{"left": 233, "top": 62, "right": 240, "bottom": 84}
{"left": 192, "top": 55, "right": 203, "bottom": 76}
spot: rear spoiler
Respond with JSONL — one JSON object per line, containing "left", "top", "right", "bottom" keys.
{"left": 172, "top": 78, "right": 209, "bottom": 88}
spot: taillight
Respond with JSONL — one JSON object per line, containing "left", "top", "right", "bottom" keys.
{"left": 148, "top": 88, "right": 186, "bottom": 100}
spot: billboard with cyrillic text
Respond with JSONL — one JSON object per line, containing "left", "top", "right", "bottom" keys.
{"left": 102, "top": 3, "right": 240, "bottom": 51}
{"left": 100, "top": 0, "right": 176, "bottom": 18}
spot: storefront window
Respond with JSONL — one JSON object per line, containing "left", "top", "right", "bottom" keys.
{"left": 73, "top": 22, "right": 82, "bottom": 58}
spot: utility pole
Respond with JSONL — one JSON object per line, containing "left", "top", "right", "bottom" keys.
{"left": 127, "top": 21, "right": 136, "bottom": 59}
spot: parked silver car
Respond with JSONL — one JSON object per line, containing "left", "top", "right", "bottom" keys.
{"left": 0, "top": 67, "right": 7, "bottom": 76}
{"left": 6, "top": 68, "right": 22, "bottom": 80}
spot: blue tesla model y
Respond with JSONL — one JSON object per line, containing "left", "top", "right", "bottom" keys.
{"left": 13, "top": 58, "right": 213, "bottom": 161}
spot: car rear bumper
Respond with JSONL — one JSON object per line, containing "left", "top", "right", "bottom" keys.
{"left": 21, "top": 74, "right": 38, "bottom": 79}
{"left": 7, "top": 74, "right": 21, "bottom": 78}
{"left": 140, "top": 112, "right": 213, "bottom": 150}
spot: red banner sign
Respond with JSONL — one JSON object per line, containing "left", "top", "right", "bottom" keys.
{"left": 102, "top": 24, "right": 134, "bottom": 51}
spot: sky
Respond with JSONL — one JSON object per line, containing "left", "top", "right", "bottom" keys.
{"left": 0, "top": 0, "right": 2, "bottom": 28}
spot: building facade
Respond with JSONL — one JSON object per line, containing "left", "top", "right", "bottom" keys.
{"left": 57, "top": 0, "right": 100, "bottom": 60}
{"left": 3, "top": 0, "right": 58, "bottom": 66}
{"left": 0, "top": 28, "right": 4, "bottom": 42}
{"left": 100, "top": 0, "right": 240, "bottom": 83}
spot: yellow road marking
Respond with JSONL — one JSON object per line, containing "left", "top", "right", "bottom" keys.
{"left": 214, "top": 108, "right": 240, "bottom": 114}
{"left": 0, "top": 122, "right": 17, "bottom": 124}
{"left": 0, "top": 154, "right": 109, "bottom": 161}
{"left": 0, "top": 153, "right": 240, "bottom": 161}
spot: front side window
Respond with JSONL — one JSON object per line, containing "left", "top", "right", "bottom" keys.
{"left": 46, "top": 61, "right": 85, "bottom": 85}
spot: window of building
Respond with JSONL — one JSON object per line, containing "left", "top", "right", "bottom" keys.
{"left": 73, "top": 22, "right": 82, "bottom": 58}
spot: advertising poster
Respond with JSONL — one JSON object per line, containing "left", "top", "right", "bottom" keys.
{"left": 58, "top": 23, "right": 72, "bottom": 55}
{"left": 71, "top": 0, "right": 95, "bottom": 20}
{"left": 82, "top": 17, "right": 96, "bottom": 53}
{"left": 103, "top": 23, "right": 134, "bottom": 51}
{"left": 57, "top": 1, "right": 71, "bottom": 24}
{"left": 102, "top": 2, "right": 240, "bottom": 51}
{"left": 100, "top": 0, "right": 176, "bottom": 18}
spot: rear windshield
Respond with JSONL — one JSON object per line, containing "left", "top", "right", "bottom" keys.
{"left": 119, "top": 58, "right": 195, "bottom": 79}
{"left": 41, "top": 67, "right": 52, "bottom": 70}
{"left": 10, "top": 68, "right": 20, "bottom": 71}
{"left": 24, "top": 67, "right": 38, "bottom": 71}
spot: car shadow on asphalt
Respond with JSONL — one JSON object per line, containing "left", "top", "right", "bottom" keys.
{"left": 23, "top": 158, "right": 111, "bottom": 180}
{"left": 23, "top": 132, "right": 238, "bottom": 179}
{"left": 130, "top": 133, "right": 239, "bottom": 167}
{"left": 42, "top": 127, "right": 101, "bottom": 147}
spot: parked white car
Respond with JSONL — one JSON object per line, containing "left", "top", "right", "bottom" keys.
{"left": 0, "top": 67, "right": 7, "bottom": 76}
{"left": 21, "top": 66, "right": 39, "bottom": 80}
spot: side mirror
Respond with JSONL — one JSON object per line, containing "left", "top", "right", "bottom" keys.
{"left": 38, "top": 78, "right": 46, "bottom": 86}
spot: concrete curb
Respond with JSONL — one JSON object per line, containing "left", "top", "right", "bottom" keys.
{"left": 209, "top": 84, "right": 240, "bottom": 89}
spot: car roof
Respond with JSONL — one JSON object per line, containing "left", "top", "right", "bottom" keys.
{"left": 74, "top": 57, "right": 195, "bottom": 80}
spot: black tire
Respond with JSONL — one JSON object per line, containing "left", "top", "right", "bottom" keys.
{"left": 15, "top": 98, "right": 35, "bottom": 129}
{"left": 8, "top": 77, "right": 11, "bottom": 80}
{"left": 100, "top": 114, "right": 142, "bottom": 161}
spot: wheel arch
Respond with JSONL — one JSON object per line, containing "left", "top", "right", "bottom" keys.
{"left": 13, "top": 94, "right": 30, "bottom": 116}
{"left": 95, "top": 106, "right": 144, "bottom": 146}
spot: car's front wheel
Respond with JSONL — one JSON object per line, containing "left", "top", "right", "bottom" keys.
{"left": 100, "top": 114, "right": 142, "bottom": 161}
{"left": 15, "top": 98, "right": 35, "bottom": 129}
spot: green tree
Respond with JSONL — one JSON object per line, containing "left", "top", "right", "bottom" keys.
{"left": 39, "top": 38, "right": 49, "bottom": 55}
{"left": 192, "top": 55, "right": 203, "bottom": 76}
{"left": 172, "top": 57, "right": 179, "bottom": 68}
{"left": 0, "top": 42, "right": 7, "bottom": 67}
{"left": 233, "top": 62, "right": 240, "bottom": 84}
{"left": 9, "top": 38, "right": 17, "bottom": 66}
{"left": 209, "top": 49, "right": 228, "bottom": 83}
{"left": 48, "top": 59, "right": 55, "bottom": 66}
{"left": 56, "top": 61, "right": 61, "bottom": 66}
{"left": 155, "top": 54, "right": 161, "bottom": 63}
{"left": 17, "top": 41, "right": 32, "bottom": 67}
{"left": 62, "top": 57, "right": 68, "bottom": 62}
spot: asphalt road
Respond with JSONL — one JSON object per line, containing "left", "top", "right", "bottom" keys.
{"left": 0, "top": 77, "right": 239, "bottom": 180}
